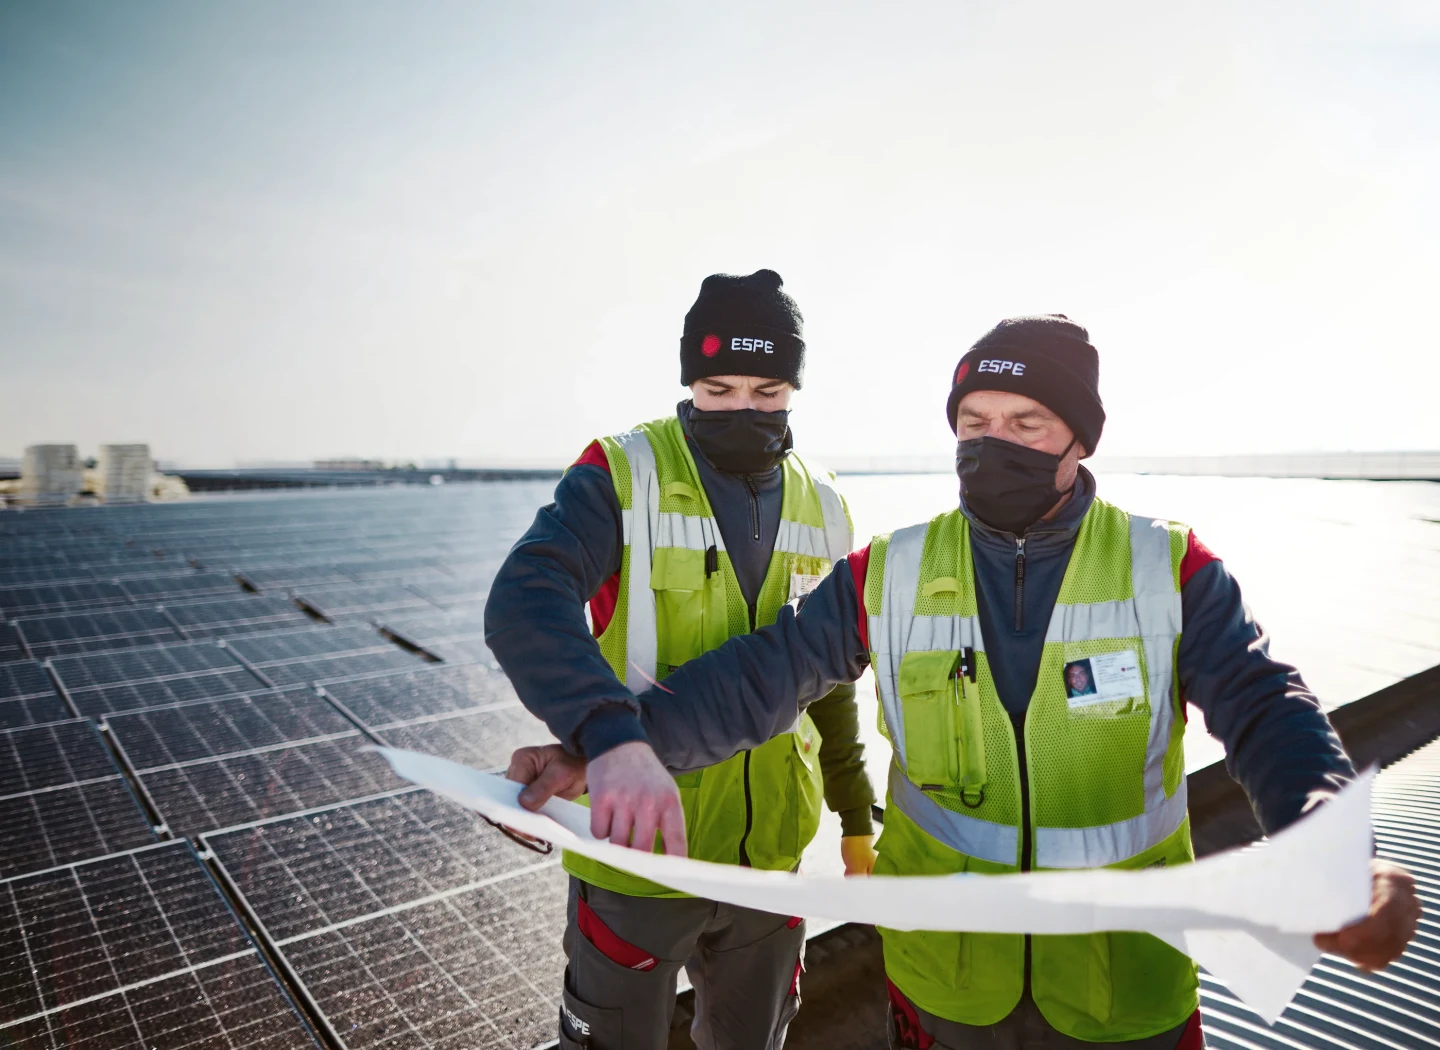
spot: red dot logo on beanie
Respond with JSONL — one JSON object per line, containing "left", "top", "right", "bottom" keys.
{"left": 954, "top": 361, "right": 970, "bottom": 383}
{"left": 701, "top": 334, "right": 722, "bottom": 358}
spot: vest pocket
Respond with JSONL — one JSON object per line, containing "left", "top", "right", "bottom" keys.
{"left": 651, "top": 547, "right": 707, "bottom": 666}
{"left": 897, "top": 650, "right": 961, "bottom": 789}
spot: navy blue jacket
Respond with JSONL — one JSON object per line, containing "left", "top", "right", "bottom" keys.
{"left": 484, "top": 403, "right": 876, "bottom": 835}
{"left": 627, "top": 467, "right": 1356, "bottom": 836}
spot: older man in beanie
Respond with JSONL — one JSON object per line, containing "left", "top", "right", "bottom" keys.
{"left": 509, "top": 314, "right": 1421, "bottom": 1049}
{"left": 484, "top": 269, "right": 876, "bottom": 1050}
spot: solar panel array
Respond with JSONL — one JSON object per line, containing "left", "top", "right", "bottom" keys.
{"left": 0, "top": 483, "right": 566, "bottom": 1050}
{"left": 0, "top": 841, "right": 318, "bottom": 1050}
{"left": 1199, "top": 737, "right": 1440, "bottom": 1048}
{"left": 204, "top": 789, "right": 567, "bottom": 1050}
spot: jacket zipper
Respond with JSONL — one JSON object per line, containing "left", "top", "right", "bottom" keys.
{"left": 738, "top": 599, "right": 758, "bottom": 867}
{"left": 1014, "top": 533, "right": 1032, "bottom": 993}
{"left": 1016, "top": 710, "right": 1033, "bottom": 998}
{"left": 1013, "top": 537, "right": 1027, "bottom": 632}
{"left": 743, "top": 474, "right": 761, "bottom": 541}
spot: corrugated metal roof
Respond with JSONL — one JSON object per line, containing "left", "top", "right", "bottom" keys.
{"left": 1199, "top": 739, "right": 1440, "bottom": 1049}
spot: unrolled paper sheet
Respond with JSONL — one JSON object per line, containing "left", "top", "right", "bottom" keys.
{"left": 374, "top": 747, "right": 1375, "bottom": 1024}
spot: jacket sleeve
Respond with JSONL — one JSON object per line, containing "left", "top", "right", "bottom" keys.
{"left": 637, "top": 555, "right": 872, "bottom": 773}
{"left": 1176, "top": 534, "right": 1356, "bottom": 835}
{"left": 807, "top": 681, "right": 877, "bottom": 836}
{"left": 483, "top": 460, "right": 648, "bottom": 757}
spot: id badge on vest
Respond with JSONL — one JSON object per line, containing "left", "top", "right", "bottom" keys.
{"left": 1062, "top": 648, "right": 1145, "bottom": 710}
{"left": 788, "top": 571, "right": 825, "bottom": 602}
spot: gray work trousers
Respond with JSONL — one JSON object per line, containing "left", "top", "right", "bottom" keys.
{"left": 559, "top": 877, "right": 806, "bottom": 1050}
{"left": 887, "top": 987, "right": 1203, "bottom": 1050}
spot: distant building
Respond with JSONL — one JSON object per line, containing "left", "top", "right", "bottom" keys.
{"left": 20, "top": 445, "right": 83, "bottom": 506}
{"left": 97, "top": 444, "right": 153, "bottom": 503}
{"left": 314, "top": 458, "right": 384, "bottom": 471}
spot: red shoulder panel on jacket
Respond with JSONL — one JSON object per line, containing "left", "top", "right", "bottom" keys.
{"left": 571, "top": 440, "right": 610, "bottom": 473}
{"left": 1179, "top": 530, "right": 1219, "bottom": 588}
{"left": 848, "top": 546, "right": 872, "bottom": 650}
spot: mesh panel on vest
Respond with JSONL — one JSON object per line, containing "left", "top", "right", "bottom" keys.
{"left": 866, "top": 534, "right": 891, "bottom": 617}
{"left": 1055, "top": 500, "right": 1134, "bottom": 605}
{"left": 1028, "top": 645, "right": 1151, "bottom": 832}
{"left": 603, "top": 438, "right": 634, "bottom": 511}
{"left": 1167, "top": 525, "right": 1186, "bottom": 590}
{"left": 913, "top": 514, "right": 973, "bottom": 619}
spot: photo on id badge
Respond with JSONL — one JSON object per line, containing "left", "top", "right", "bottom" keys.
{"left": 1063, "top": 650, "right": 1144, "bottom": 709}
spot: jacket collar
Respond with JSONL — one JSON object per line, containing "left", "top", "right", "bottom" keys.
{"left": 959, "top": 465, "right": 1096, "bottom": 553}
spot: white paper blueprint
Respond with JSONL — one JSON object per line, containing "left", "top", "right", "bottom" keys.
{"left": 375, "top": 747, "right": 1375, "bottom": 1024}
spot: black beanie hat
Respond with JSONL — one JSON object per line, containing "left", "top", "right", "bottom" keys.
{"left": 680, "top": 269, "right": 806, "bottom": 389}
{"left": 945, "top": 314, "right": 1106, "bottom": 457}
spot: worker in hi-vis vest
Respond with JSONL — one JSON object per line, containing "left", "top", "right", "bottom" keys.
{"left": 506, "top": 315, "right": 1421, "bottom": 1050}
{"left": 484, "top": 270, "right": 877, "bottom": 1050}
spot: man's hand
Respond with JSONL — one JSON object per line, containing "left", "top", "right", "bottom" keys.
{"left": 587, "top": 741, "right": 688, "bottom": 857}
{"left": 507, "top": 744, "right": 588, "bottom": 809}
{"left": 1314, "top": 859, "right": 1422, "bottom": 971}
{"left": 841, "top": 834, "right": 877, "bottom": 876}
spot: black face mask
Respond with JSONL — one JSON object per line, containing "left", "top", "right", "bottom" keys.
{"left": 956, "top": 435, "right": 1075, "bottom": 535}
{"left": 687, "top": 404, "right": 793, "bottom": 474}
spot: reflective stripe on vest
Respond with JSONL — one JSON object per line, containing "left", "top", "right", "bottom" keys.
{"left": 872, "top": 507, "right": 1186, "bottom": 869}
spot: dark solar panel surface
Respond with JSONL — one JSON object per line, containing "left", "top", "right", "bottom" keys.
{"left": 292, "top": 582, "right": 438, "bottom": 624}
{"left": 0, "top": 720, "right": 156, "bottom": 878}
{"left": 0, "top": 622, "right": 29, "bottom": 662}
{"left": 319, "top": 664, "right": 521, "bottom": 728}
{"left": 14, "top": 608, "right": 183, "bottom": 658}
{"left": 118, "top": 571, "right": 245, "bottom": 601}
{"left": 0, "top": 841, "right": 318, "bottom": 1050}
{"left": 227, "top": 625, "right": 429, "bottom": 686}
{"left": 377, "top": 708, "right": 554, "bottom": 772}
{"left": 204, "top": 790, "right": 567, "bottom": 1050}
{"left": 0, "top": 580, "right": 131, "bottom": 618}
{"left": 1199, "top": 738, "right": 1440, "bottom": 1049}
{"left": 107, "top": 689, "right": 404, "bottom": 837}
{"left": 162, "top": 593, "right": 314, "bottom": 638}
{"left": 50, "top": 642, "right": 270, "bottom": 717}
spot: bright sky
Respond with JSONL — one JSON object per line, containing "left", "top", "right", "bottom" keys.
{"left": 2, "top": 1, "right": 1437, "bottom": 467}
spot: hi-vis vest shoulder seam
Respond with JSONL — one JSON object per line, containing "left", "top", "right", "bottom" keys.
{"left": 870, "top": 505, "right": 1186, "bottom": 869}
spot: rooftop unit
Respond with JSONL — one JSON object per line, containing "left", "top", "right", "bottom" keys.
{"left": 19, "top": 444, "right": 82, "bottom": 506}
{"left": 96, "top": 443, "right": 152, "bottom": 503}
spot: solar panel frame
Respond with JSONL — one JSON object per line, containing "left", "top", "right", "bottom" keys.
{"left": 160, "top": 593, "right": 315, "bottom": 639}
{"left": 117, "top": 571, "right": 248, "bottom": 602}
{"left": 203, "top": 791, "right": 568, "bottom": 1050}
{"left": 106, "top": 690, "right": 405, "bottom": 838}
{"left": 0, "top": 580, "right": 133, "bottom": 618}
{"left": 13, "top": 609, "right": 184, "bottom": 659}
{"left": 317, "top": 664, "right": 520, "bottom": 729}
{"left": 0, "top": 720, "right": 158, "bottom": 879}
{"left": 0, "top": 839, "right": 321, "bottom": 1050}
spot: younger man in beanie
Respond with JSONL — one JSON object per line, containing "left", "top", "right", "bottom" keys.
{"left": 509, "top": 314, "right": 1420, "bottom": 1048}
{"left": 485, "top": 270, "right": 876, "bottom": 1050}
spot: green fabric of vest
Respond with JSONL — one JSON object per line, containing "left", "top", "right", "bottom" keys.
{"left": 869, "top": 501, "right": 1198, "bottom": 1040}
{"left": 564, "top": 416, "right": 848, "bottom": 897}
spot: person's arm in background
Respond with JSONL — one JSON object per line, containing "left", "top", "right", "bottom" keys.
{"left": 487, "top": 444, "right": 685, "bottom": 854}
{"left": 807, "top": 680, "right": 879, "bottom": 873}
{"left": 1176, "top": 531, "right": 1419, "bottom": 971}
{"left": 484, "top": 443, "right": 647, "bottom": 758}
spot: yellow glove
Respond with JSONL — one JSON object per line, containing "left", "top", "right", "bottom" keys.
{"left": 841, "top": 834, "right": 878, "bottom": 876}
